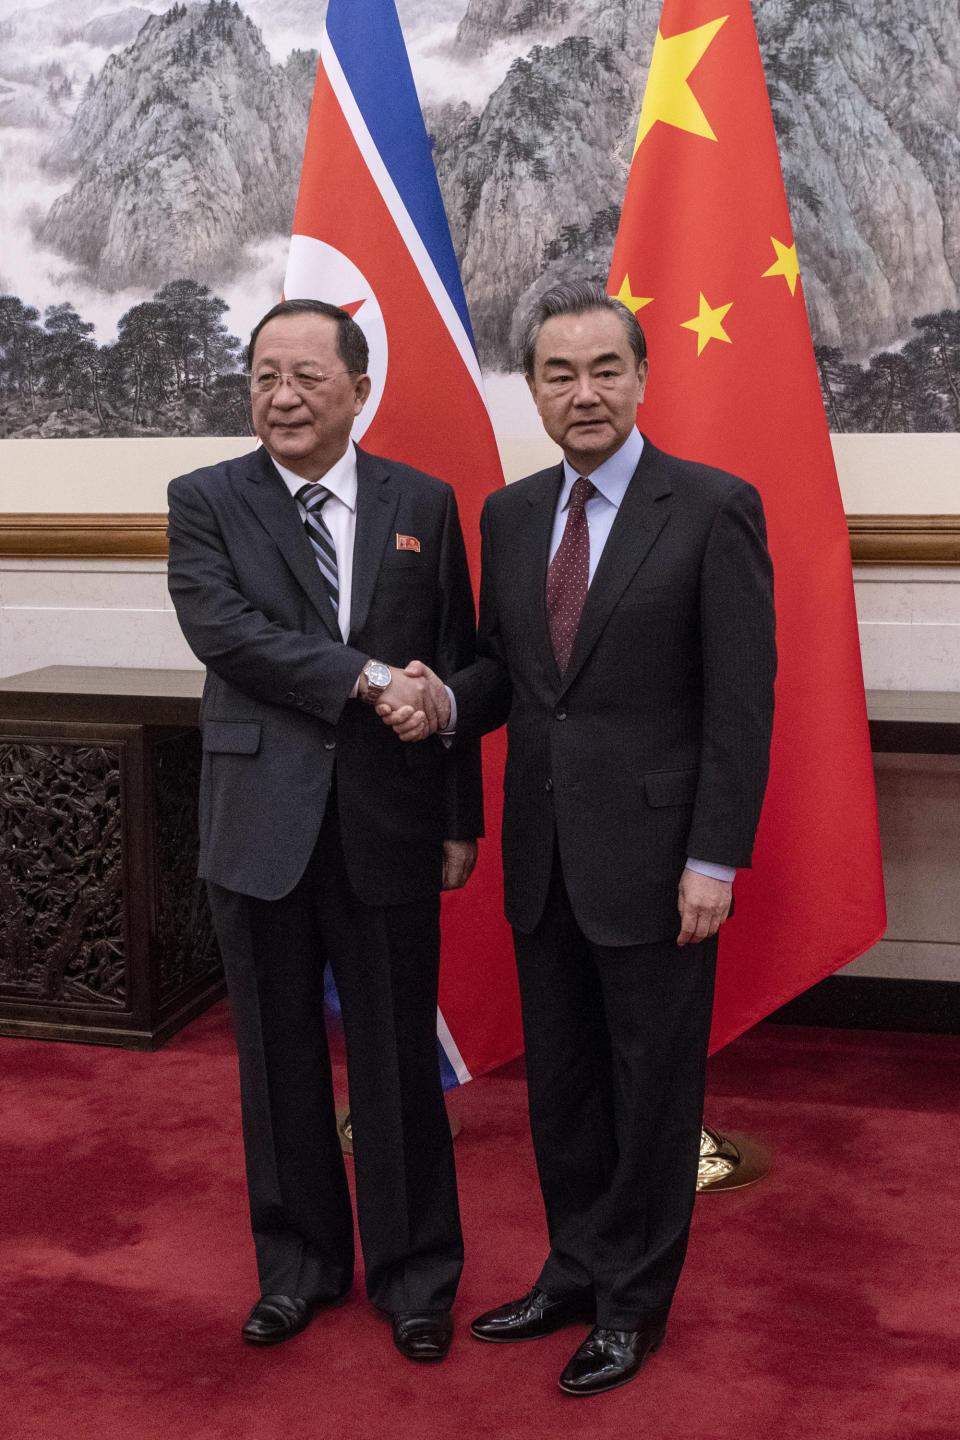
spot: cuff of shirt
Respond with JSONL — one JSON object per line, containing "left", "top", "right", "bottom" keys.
{"left": 685, "top": 857, "right": 736, "bottom": 883}
{"left": 438, "top": 685, "right": 457, "bottom": 736}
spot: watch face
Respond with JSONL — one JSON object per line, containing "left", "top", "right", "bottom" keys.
{"left": 366, "top": 661, "right": 391, "bottom": 688}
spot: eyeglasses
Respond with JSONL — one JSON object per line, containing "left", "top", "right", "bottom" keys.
{"left": 246, "top": 369, "right": 359, "bottom": 394}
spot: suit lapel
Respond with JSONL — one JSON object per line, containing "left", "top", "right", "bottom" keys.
{"left": 560, "top": 440, "right": 673, "bottom": 693}
{"left": 239, "top": 446, "right": 341, "bottom": 640}
{"left": 516, "top": 464, "right": 566, "bottom": 686}
{"left": 348, "top": 448, "right": 401, "bottom": 640}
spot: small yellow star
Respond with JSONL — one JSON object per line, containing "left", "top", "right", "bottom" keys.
{"left": 634, "top": 16, "right": 728, "bottom": 154}
{"left": 762, "top": 236, "right": 800, "bottom": 295}
{"left": 612, "top": 274, "right": 653, "bottom": 314}
{"left": 681, "top": 292, "right": 733, "bottom": 355}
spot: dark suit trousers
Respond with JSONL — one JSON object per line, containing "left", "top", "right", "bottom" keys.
{"left": 207, "top": 805, "right": 463, "bottom": 1314}
{"left": 513, "top": 850, "right": 717, "bottom": 1330}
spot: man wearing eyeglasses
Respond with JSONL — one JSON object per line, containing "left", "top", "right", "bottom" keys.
{"left": 167, "top": 299, "right": 480, "bottom": 1364}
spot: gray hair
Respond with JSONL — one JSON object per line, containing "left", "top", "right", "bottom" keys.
{"left": 246, "top": 298, "right": 369, "bottom": 375}
{"left": 520, "top": 280, "right": 647, "bottom": 377}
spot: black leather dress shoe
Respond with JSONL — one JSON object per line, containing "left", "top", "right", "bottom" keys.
{"left": 391, "top": 1310, "right": 453, "bottom": 1362}
{"left": 241, "top": 1294, "right": 316, "bottom": 1346}
{"left": 470, "top": 1286, "right": 595, "bottom": 1343}
{"left": 558, "top": 1322, "right": 667, "bottom": 1395}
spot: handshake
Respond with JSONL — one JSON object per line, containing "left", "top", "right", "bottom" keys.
{"left": 361, "top": 660, "right": 451, "bottom": 742}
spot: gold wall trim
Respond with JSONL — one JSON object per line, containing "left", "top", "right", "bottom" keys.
{"left": 847, "top": 515, "right": 960, "bottom": 566}
{"left": 0, "top": 514, "right": 168, "bottom": 560}
{"left": 1, "top": 512, "right": 959, "bottom": 566}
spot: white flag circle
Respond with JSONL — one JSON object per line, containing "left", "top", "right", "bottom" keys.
{"left": 283, "top": 235, "right": 388, "bottom": 441}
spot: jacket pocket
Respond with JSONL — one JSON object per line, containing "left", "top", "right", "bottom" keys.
{"left": 202, "top": 720, "right": 262, "bottom": 755}
{"left": 644, "top": 768, "right": 698, "bottom": 807}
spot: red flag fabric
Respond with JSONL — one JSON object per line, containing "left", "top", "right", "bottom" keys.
{"left": 285, "top": 0, "right": 522, "bottom": 1081}
{"left": 608, "top": 0, "right": 886, "bottom": 1051}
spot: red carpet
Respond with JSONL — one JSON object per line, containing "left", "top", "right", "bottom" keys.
{"left": 1, "top": 1008, "right": 958, "bottom": 1440}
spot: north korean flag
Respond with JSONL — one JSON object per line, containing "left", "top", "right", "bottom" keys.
{"left": 285, "top": 0, "right": 522, "bottom": 1084}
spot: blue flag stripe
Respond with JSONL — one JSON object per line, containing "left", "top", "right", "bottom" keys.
{"left": 325, "top": 0, "right": 477, "bottom": 351}
{"left": 437, "top": 1045, "right": 461, "bottom": 1090}
{"left": 323, "top": 972, "right": 461, "bottom": 1089}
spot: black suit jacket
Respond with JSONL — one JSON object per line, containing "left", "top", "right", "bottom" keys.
{"left": 452, "top": 435, "right": 776, "bottom": 946}
{"left": 167, "top": 444, "right": 482, "bottom": 904}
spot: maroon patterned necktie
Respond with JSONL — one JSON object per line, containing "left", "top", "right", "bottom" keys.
{"left": 546, "top": 475, "right": 596, "bottom": 673}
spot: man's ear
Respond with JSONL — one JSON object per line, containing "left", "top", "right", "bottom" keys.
{"left": 525, "top": 373, "right": 542, "bottom": 415}
{"left": 354, "top": 374, "right": 373, "bottom": 413}
{"left": 636, "top": 358, "right": 649, "bottom": 404}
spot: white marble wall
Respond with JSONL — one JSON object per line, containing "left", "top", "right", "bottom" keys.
{"left": 844, "top": 752, "right": 960, "bottom": 982}
{"left": 855, "top": 566, "right": 960, "bottom": 693}
{"left": 4, "top": 559, "right": 958, "bottom": 687}
{"left": 1, "top": 556, "right": 959, "bottom": 988}
{"left": 0, "top": 558, "right": 199, "bottom": 677}
{"left": 848, "top": 566, "right": 960, "bottom": 983}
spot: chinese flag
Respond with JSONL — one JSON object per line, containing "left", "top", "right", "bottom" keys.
{"left": 609, "top": 0, "right": 886, "bottom": 1051}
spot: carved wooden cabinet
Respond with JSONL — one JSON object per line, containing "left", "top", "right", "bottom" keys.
{"left": 0, "top": 667, "right": 222, "bottom": 1049}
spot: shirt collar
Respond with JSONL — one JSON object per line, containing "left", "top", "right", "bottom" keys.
{"left": 271, "top": 442, "right": 358, "bottom": 512}
{"left": 561, "top": 427, "right": 644, "bottom": 509}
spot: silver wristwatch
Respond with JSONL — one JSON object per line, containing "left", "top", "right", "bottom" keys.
{"left": 361, "top": 659, "right": 392, "bottom": 703}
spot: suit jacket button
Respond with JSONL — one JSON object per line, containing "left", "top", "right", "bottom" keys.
{"left": 323, "top": 738, "right": 336, "bottom": 751}
{"left": 545, "top": 778, "right": 553, "bottom": 792}
{"left": 554, "top": 707, "right": 567, "bottom": 721}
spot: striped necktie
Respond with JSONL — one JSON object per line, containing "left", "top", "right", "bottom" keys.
{"left": 296, "top": 482, "right": 339, "bottom": 614}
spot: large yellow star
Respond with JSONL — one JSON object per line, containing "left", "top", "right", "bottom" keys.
{"left": 613, "top": 274, "right": 652, "bottom": 314}
{"left": 762, "top": 236, "right": 800, "bottom": 295}
{"left": 634, "top": 16, "right": 728, "bottom": 153}
{"left": 681, "top": 292, "right": 733, "bottom": 355}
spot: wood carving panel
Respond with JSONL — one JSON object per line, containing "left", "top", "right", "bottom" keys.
{"left": 0, "top": 741, "right": 125, "bottom": 1007}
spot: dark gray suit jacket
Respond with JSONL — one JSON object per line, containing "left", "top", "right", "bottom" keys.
{"left": 452, "top": 435, "right": 776, "bottom": 946}
{"left": 167, "top": 444, "right": 482, "bottom": 905}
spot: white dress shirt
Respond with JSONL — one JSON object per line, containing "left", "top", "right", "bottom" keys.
{"left": 552, "top": 428, "right": 734, "bottom": 885}
{"left": 272, "top": 444, "right": 455, "bottom": 719}
{"left": 272, "top": 444, "right": 357, "bottom": 643}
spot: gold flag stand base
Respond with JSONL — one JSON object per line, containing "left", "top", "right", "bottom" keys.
{"left": 334, "top": 1110, "right": 763, "bottom": 1189}
{"left": 335, "top": 1106, "right": 462, "bottom": 1156}
{"left": 697, "top": 1125, "right": 770, "bottom": 1192}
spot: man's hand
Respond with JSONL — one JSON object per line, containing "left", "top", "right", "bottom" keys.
{"left": 677, "top": 868, "right": 732, "bottom": 946}
{"left": 442, "top": 840, "right": 478, "bottom": 891}
{"left": 371, "top": 660, "right": 450, "bottom": 736}
{"left": 376, "top": 661, "right": 449, "bottom": 740}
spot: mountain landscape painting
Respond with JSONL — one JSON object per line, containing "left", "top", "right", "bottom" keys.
{"left": 1, "top": 0, "right": 959, "bottom": 438}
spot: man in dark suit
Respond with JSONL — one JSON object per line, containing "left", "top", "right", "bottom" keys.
{"left": 381, "top": 281, "right": 776, "bottom": 1394}
{"left": 166, "top": 299, "right": 481, "bottom": 1363}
